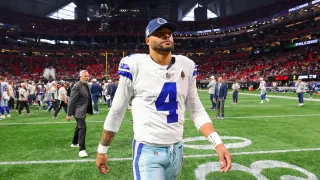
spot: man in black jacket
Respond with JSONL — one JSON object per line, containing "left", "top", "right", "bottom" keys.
{"left": 66, "top": 70, "right": 93, "bottom": 158}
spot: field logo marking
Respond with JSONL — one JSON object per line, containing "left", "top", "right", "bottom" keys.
{"left": 183, "top": 136, "right": 252, "bottom": 150}
{"left": 195, "top": 160, "right": 318, "bottom": 180}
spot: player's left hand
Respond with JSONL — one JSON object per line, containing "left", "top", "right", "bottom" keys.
{"left": 215, "top": 144, "right": 232, "bottom": 172}
{"left": 96, "top": 153, "right": 109, "bottom": 175}
{"left": 66, "top": 116, "right": 72, "bottom": 121}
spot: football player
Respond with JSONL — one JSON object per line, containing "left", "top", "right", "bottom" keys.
{"left": 256, "top": 77, "right": 270, "bottom": 104}
{"left": 0, "top": 77, "right": 11, "bottom": 118}
{"left": 96, "top": 18, "right": 232, "bottom": 179}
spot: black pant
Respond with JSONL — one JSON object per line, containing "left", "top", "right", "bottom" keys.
{"left": 8, "top": 97, "right": 14, "bottom": 110}
{"left": 72, "top": 117, "right": 87, "bottom": 151}
{"left": 18, "top": 101, "right": 30, "bottom": 114}
{"left": 16, "top": 99, "right": 20, "bottom": 110}
{"left": 53, "top": 100, "right": 68, "bottom": 117}
{"left": 48, "top": 100, "right": 58, "bottom": 112}
{"left": 309, "top": 90, "right": 314, "bottom": 97}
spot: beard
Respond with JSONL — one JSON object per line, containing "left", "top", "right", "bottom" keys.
{"left": 150, "top": 41, "right": 174, "bottom": 52}
{"left": 81, "top": 80, "right": 88, "bottom": 84}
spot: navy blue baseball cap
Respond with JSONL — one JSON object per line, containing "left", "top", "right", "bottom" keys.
{"left": 145, "top": 18, "right": 178, "bottom": 37}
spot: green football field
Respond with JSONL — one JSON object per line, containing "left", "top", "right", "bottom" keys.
{"left": 0, "top": 90, "right": 319, "bottom": 180}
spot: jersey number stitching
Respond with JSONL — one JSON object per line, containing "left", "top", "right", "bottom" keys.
{"left": 2, "top": 85, "right": 7, "bottom": 92}
{"left": 155, "top": 82, "right": 178, "bottom": 124}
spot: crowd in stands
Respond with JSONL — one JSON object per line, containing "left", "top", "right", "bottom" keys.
{"left": 0, "top": 44, "right": 319, "bottom": 82}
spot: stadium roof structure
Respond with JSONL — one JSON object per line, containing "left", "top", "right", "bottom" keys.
{"left": 0, "top": 0, "right": 285, "bottom": 21}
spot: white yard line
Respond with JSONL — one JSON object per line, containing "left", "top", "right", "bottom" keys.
{"left": 198, "top": 90, "right": 320, "bottom": 102}
{"left": 226, "top": 114, "right": 320, "bottom": 119}
{"left": 1, "top": 113, "right": 320, "bottom": 126}
{"left": 236, "top": 93, "right": 320, "bottom": 102}
{"left": 1, "top": 147, "right": 319, "bottom": 165}
{"left": 0, "top": 121, "right": 105, "bottom": 126}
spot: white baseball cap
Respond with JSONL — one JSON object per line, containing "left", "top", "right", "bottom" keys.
{"left": 210, "top": 76, "right": 215, "bottom": 79}
{"left": 92, "top": 79, "right": 97, "bottom": 82}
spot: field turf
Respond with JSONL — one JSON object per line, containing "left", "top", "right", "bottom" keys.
{"left": 0, "top": 90, "right": 319, "bottom": 180}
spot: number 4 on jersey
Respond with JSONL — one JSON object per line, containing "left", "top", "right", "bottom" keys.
{"left": 155, "top": 82, "right": 178, "bottom": 124}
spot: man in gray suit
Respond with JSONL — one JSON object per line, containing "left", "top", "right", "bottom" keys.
{"left": 66, "top": 70, "right": 93, "bottom": 158}
{"left": 214, "top": 77, "right": 228, "bottom": 120}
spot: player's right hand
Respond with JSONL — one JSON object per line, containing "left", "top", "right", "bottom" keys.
{"left": 96, "top": 153, "right": 109, "bottom": 175}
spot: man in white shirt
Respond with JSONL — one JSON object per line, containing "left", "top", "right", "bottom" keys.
{"left": 232, "top": 81, "right": 240, "bottom": 104}
{"left": 295, "top": 77, "right": 306, "bottom": 106}
{"left": 207, "top": 76, "right": 216, "bottom": 110}
{"left": 47, "top": 81, "right": 58, "bottom": 113}
{"left": 96, "top": 18, "right": 231, "bottom": 179}
{"left": 18, "top": 83, "right": 32, "bottom": 116}
{"left": 53, "top": 82, "right": 68, "bottom": 119}
{"left": 28, "top": 82, "right": 36, "bottom": 106}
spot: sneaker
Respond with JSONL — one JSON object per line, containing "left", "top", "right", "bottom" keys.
{"left": 47, "top": 110, "right": 51, "bottom": 114}
{"left": 71, "top": 144, "right": 79, "bottom": 148}
{"left": 6, "top": 114, "right": 11, "bottom": 118}
{"left": 260, "top": 101, "right": 264, "bottom": 104}
{"left": 216, "top": 116, "right": 220, "bottom": 119}
{"left": 209, "top": 108, "right": 215, "bottom": 110}
{"left": 52, "top": 116, "right": 57, "bottom": 119}
{"left": 221, "top": 117, "right": 225, "bottom": 120}
{"left": 28, "top": 113, "right": 33, "bottom": 116}
{"left": 0, "top": 115, "right": 5, "bottom": 119}
{"left": 266, "top": 99, "right": 270, "bottom": 103}
{"left": 18, "top": 114, "right": 23, "bottom": 116}
{"left": 298, "top": 103, "right": 304, "bottom": 107}
{"left": 79, "top": 150, "right": 88, "bottom": 158}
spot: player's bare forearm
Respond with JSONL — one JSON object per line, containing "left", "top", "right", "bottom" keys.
{"left": 199, "top": 123, "right": 216, "bottom": 137}
{"left": 100, "top": 129, "right": 116, "bottom": 146}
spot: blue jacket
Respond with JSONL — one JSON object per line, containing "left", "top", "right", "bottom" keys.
{"left": 110, "top": 83, "right": 118, "bottom": 96}
{"left": 90, "top": 83, "right": 102, "bottom": 96}
{"left": 214, "top": 82, "right": 228, "bottom": 99}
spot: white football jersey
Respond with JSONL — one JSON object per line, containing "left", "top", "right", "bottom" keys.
{"left": 38, "top": 84, "right": 46, "bottom": 94}
{"left": 104, "top": 54, "right": 212, "bottom": 146}
{"left": 1, "top": 82, "right": 9, "bottom": 99}
{"left": 259, "top": 81, "right": 266, "bottom": 91}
